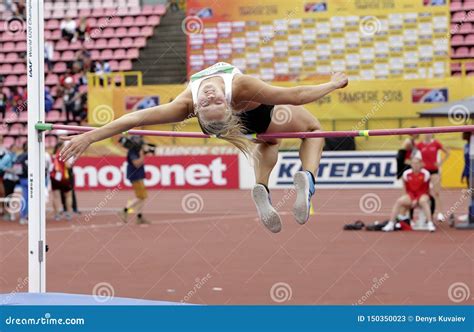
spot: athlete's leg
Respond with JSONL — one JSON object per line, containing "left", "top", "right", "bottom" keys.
{"left": 265, "top": 105, "right": 324, "bottom": 224}
{"left": 251, "top": 140, "right": 282, "bottom": 233}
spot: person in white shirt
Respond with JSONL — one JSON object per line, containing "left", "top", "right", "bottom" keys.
{"left": 60, "top": 17, "right": 77, "bottom": 42}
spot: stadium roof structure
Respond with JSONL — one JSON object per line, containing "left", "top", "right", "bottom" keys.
{"left": 419, "top": 96, "right": 474, "bottom": 118}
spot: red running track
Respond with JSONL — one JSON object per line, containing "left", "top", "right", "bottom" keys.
{"left": 1, "top": 189, "right": 472, "bottom": 305}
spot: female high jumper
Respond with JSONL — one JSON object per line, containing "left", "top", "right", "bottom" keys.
{"left": 60, "top": 62, "right": 349, "bottom": 232}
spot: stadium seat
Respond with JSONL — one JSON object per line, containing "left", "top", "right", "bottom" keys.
{"left": 80, "top": 9, "right": 92, "bottom": 17}
{"left": 100, "top": 49, "right": 113, "bottom": 60}
{"left": 4, "top": 75, "right": 18, "bottom": 86}
{"left": 141, "top": 26, "right": 154, "bottom": 37}
{"left": 134, "top": 16, "right": 147, "bottom": 26}
{"left": 122, "top": 16, "right": 134, "bottom": 26}
{"left": 154, "top": 4, "right": 166, "bottom": 15}
{"left": 95, "top": 38, "right": 108, "bottom": 49}
{"left": 15, "top": 42, "right": 27, "bottom": 52}
{"left": 45, "top": 74, "right": 59, "bottom": 86}
{"left": 18, "top": 75, "right": 27, "bottom": 86}
{"left": 5, "top": 53, "right": 19, "bottom": 63}
{"left": 90, "top": 50, "right": 100, "bottom": 60}
{"left": 452, "top": 11, "right": 467, "bottom": 23}
{"left": 452, "top": 35, "right": 464, "bottom": 45}
{"left": 109, "top": 60, "right": 119, "bottom": 71}
{"left": 2, "top": 137, "right": 15, "bottom": 148}
{"left": 108, "top": 38, "right": 121, "bottom": 49}
{"left": 109, "top": 17, "right": 122, "bottom": 28}
{"left": 134, "top": 37, "right": 146, "bottom": 48}
{"left": 91, "top": 8, "right": 105, "bottom": 18}
{"left": 466, "top": 34, "right": 474, "bottom": 45}
{"left": 46, "top": 19, "right": 60, "bottom": 30}
{"left": 3, "top": 42, "right": 15, "bottom": 52}
{"left": 55, "top": 39, "right": 69, "bottom": 51}
{"left": 147, "top": 16, "right": 160, "bottom": 26}
{"left": 127, "top": 48, "right": 139, "bottom": 59}
{"left": 12, "top": 63, "right": 25, "bottom": 74}
{"left": 53, "top": 62, "right": 67, "bottom": 74}
{"left": 451, "top": 2, "right": 462, "bottom": 11}
{"left": 61, "top": 50, "right": 75, "bottom": 61}
{"left": 115, "top": 27, "right": 128, "bottom": 37}
{"left": 0, "top": 64, "right": 13, "bottom": 75}
{"left": 128, "top": 27, "right": 141, "bottom": 37}
{"left": 113, "top": 49, "right": 126, "bottom": 60}
{"left": 120, "top": 37, "right": 133, "bottom": 48}
{"left": 119, "top": 59, "right": 132, "bottom": 71}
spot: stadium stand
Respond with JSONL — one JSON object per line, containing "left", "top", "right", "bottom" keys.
{"left": 0, "top": 0, "right": 167, "bottom": 148}
{"left": 450, "top": 0, "right": 474, "bottom": 75}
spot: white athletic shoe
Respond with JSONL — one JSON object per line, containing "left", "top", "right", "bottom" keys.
{"left": 251, "top": 184, "right": 282, "bottom": 233}
{"left": 19, "top": 218, "right": 28, "bottom": 225}
{"left": 382, "top": 221, "right": 395, "bottom": 232}
{"left": 293, "top": 171, "right": 315, "bottom": 225}
{"left": 437, "top": 212, "right": 446, "bottom": 223}
{"left": 427, "top": 221, "right": 436, "bottom": 232}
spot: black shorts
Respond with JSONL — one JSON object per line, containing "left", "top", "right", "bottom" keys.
{"left": 237, "top": 104, "right": 274, "bottom": 134}
{"left": 51, "top": 178, "right": 72, "bottom": 193}
{"left": 428, "top": 170, "right": 439, "bottom": 175}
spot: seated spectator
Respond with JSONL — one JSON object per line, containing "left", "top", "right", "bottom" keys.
{"left": 57, "top": 68, "right": 75, "bottom": 98}
{"left": 60, "top": 16, "right": 77, "bottom": 42}
{"left": 10, "top": 86, "right": 26, "bottom": 115}
{"left": 76, "top": 17, "right": 91, "bottom": 42}
{"left": 45, "top": 87, "right": 54, "bottom": 113}
{"left": 44, "top": 41, "right": 54, "bottom": 71}
{"left": 383, "top": 154, "right": 436, "bottom": 232}
{"left": 0, "top": 91, "right": 7, "bottom": 119}
{"left": 75, "top": 46, "right": 91, "bottom": 68}
{"left": 62, "top": 77, "right": 86, "bottom": 122}
{"left": 94, "top": 60, "right": 112, "bottom": 86}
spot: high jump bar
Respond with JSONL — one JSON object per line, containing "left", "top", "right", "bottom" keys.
{"left": 36, "top": 123, "right": 474, "bottom": 139}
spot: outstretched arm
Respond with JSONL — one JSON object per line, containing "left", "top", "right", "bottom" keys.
{"left": 235, "top": 72, "right": 348, "bottom": 106}
{"left": 60, "top": 90, "right": 192, "bottom": 162}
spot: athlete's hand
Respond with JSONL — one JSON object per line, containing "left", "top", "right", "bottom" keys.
{"left": 59, "top": 134, "right": 92, "bottom": 163}
{"left": 330, "top": 72, "right": 349, "bottom": 89}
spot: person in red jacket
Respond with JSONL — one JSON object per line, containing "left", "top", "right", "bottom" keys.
{"left": 416, "top": 133, "right": 449, "bottom": 222}
{"left": 383, "top": 154, "right": 435, "bottom": 232}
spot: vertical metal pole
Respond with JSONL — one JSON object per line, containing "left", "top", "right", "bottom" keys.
{"left": 27, "top": 0, "right": 46, "bottom": 292}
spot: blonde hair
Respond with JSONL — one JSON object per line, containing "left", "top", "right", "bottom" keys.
{"left": 196, "top": 108, "right": 252, "bottom": 156}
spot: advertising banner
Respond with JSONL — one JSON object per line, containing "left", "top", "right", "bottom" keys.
{"left": 73, "top": 155, "right": 239, "bottom": 190}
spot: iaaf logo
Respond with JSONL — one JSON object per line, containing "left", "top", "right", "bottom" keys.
{"left": 73, "top": 156, "right": 239, "bottom": 190}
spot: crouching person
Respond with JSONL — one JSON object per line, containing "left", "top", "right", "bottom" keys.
{"left": 383, "top": 154, "right": 436, "bottom": 232}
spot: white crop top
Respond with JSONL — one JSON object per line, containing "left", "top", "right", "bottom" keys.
{"left": 189, "top": 62, "right": 242, "bottom": 110}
